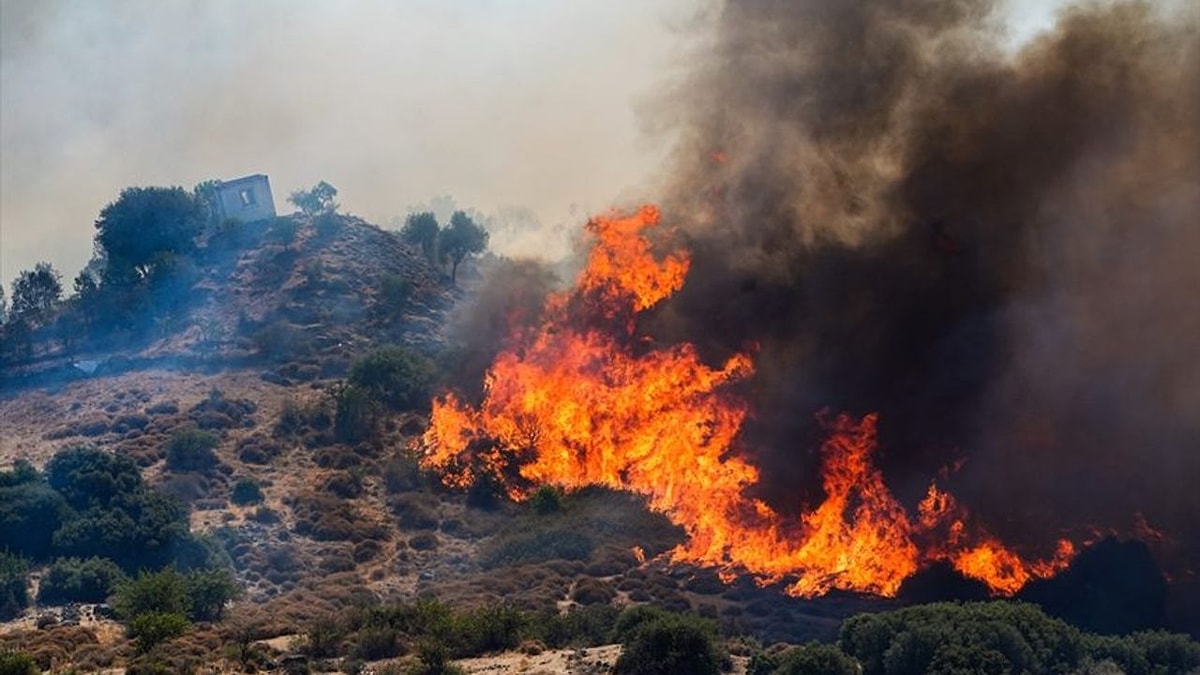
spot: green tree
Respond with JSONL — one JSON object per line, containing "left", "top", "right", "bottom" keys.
{"left": 0, "top": 285, "right": 7, "bottom": 324}
{"left": 184, "top": 567, "right": 239, "bottom": 621}
{"left": 10, "top": 262, "right": 62, "bottom": 324}
{"left": 402, "top": 211, "right": 440, "bottom": 262}
{"left": 348, "top": 345, "right": 435, "bottom": 412}
{"left": 114, "top": 568, "right": 190, "bottom": 620}
{"left": 0, "top": 480, "right": 70, "bottom": 560}
{"left": 37, "top": 557, "right": 126, "bottom": 604}
{"left": 0, "top": 552, "right": 29, "bottom": 621}
{"left": 288, "top": 180, "right": 339, "bottom": 216}
{"left": 45, "top": 446, "right": 143, "bottom": 510}
{"left": 438, "top": 211, "right": 488, "bottom": 283}
{"left": 192, "top": 179, "right": 222, "bottom": 229}
{"left": 93, "top": 186, "right": 204, "bottom": 287}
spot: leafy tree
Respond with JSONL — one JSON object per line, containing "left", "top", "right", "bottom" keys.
{"left": 0, "top": 480, "right": 70, "bottom": 560}
{"left": 45, "top": 446, "right": 143, "bottom": 510}
{"left": 402, "top": 211, "right": 440, "bottom": 262}
{"left": 439, "top": 211, "right": 488, "bottom": 283}
{"left": 289, "top": 180, "right": 339, "bottom": 216}
{"left": 10, "top": 262, "right": 62, "bottom": 323}
{"left": 192, "top": 179, "right": 222, "bottom": 228}
{"left": 348, "top": 345, "right": 435, "bottom": 412}
{"left": 52, "top": 490, "right": 189, "bottom": 570}
{"left": 0, "top": 285, "right": 6, "bottom": 324}
{"left": 93, "top": 186, "right": 204, "bottom": 286}
{"left": 37, "top": 556, "right": 126, "bottom": 604}
{"left": 114, "top": 568, "right": 191, "bottom": 620}
{"left": 0, "top": 552, "right": 29, "bottom": 621}
{"left": 184, "top": 567, "right": 239, "bottom": 621}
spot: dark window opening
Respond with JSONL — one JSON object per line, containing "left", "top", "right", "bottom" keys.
{"left": 239, "top": 189, "right": 257, "bottom": 207}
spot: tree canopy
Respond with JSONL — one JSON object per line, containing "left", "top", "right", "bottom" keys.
{"left": 289, "top": 181, "right": 339, "bottom": 216}
{"left": 93, "top": 186, "right": 204, "bottom": 286}
{"left": 439, "top": 210, "right": 489, "bottom": 282}
{"left": 401, "top": 211, "right": 440, "bottom": 262}
{"left": 9, "top": 261, "right": 62, "bottom": 323}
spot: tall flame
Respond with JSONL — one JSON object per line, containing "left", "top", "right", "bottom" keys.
{"left": 420, "top": 206, "right": 1075, "bottom": 597}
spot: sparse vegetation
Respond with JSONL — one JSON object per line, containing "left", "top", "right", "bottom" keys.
{"left": 164, "top": 428, "right": 220, "bottom": 471}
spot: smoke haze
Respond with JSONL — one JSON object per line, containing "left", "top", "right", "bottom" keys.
{"left": 0, "top": 0, "right": 692, "bottom": 286}
{"left": 649, "top": 0, "right": 1200, "bottom": 563}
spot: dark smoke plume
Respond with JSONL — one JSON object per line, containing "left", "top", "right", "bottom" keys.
{"left": 648, "top": 0, "right": 1200, "bottom": 566}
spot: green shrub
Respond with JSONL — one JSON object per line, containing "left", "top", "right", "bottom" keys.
{"left": 330, "top": 383, "right": 382, "bottom": 443}
{"left": 37, "top": 557, "right": 125, "bottom": 604}
{"left": 0, "top": 651, "right": 40, "bottom": 675}
{"left": 376, "top": 274, "right": 414, "bottom": 317}
{"left": 838, "top": 601, "right": 1200, "bottom": 675}
{"left": 267, "top": 217, "right": 299, "bottom": 245}
{"left": 613, "top": 614, "right": 722, "bottom": 675}
{"left": 128, "top": 611, "right": 189, "bottom": 653}
{"left": 528, "top": 485, "right": 564, "bottom": 515}
{"left": 347, "top": 345, "right": 434, "bottom": 412}
{"left": 531, "top": 604, "right": 620, "bottom": 648}
{"left": 0, "top": 552, "right": 29, "bottom": 621}
{"left": 230, "top": 477, "right": 263, "bottom": 505}
{"left": 773, "top": 643, "right": 860, "bottom": 675}
{"left": 164, "top": 428, "right": 220, "bottom": 472}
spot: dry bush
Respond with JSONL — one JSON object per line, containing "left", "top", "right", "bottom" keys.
{"left": 390, "top": 493, "right": 440, "bottom": 531}
{"left": 321, "top": 471, "right": 363, "bottom": 499}
{"left": 145, "top": 401, "right": 180, "bottom": 415}
{"left": 408, "top": 533, "right": 439, "bottom": 551}
{"left": 572, "top": 578, "right": 617, "bottom": 606}
{"left": 288, "top": 491, "right": 387, "bottom": 543}
{"left": 314, "top": 445, "right": 363, "bottom": 469}
{"left": 236, "top": 434, "right": 281, "bottom": 464}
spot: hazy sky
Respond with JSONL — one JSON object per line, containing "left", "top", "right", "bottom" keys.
{"left": 0, "top": 0, "right": 1067, "bottom": 291}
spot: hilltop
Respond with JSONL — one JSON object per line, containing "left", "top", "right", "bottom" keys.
{"left": 0, "top": 209, "right": 889, "bottom": 673}
{"left": 1, "top": 208, "right": 1197, "bottom": 674}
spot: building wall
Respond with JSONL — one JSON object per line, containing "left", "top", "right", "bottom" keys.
{"left": 216, "top": 174, "right": 277, "bottom": 223}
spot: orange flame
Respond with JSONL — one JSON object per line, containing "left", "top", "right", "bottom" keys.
{"left": 420, "top": 205, "right": 1076, "bottom": 597}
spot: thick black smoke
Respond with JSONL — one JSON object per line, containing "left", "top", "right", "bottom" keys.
{"left": 648, "top": 0, "right": 1200, "bottom": 565}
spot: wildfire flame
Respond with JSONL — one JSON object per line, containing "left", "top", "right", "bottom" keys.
{"left": 420, "top": 205, "right": 1076, "bottom": 597}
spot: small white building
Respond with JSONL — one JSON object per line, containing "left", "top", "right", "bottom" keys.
{"left": 215, "top": 174, "right": 277, "bottom": 223}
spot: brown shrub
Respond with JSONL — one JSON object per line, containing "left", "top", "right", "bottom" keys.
{"left": 322, "top": 472, "right": 363, "bottom": 499}
{"left": 572, "top": 578, "right": 616, "bottom": 605}
{"left": 408, "top": 533, "right": 438, "bottom": 550}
